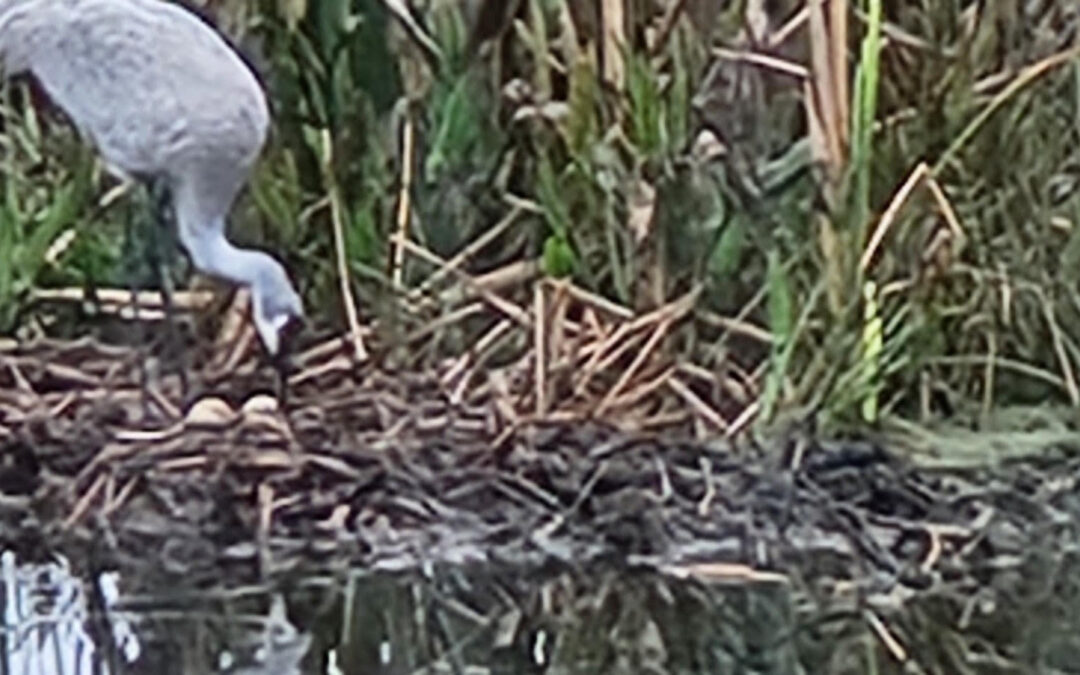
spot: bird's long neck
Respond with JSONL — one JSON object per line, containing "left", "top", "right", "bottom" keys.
{"left": 170, "top": 171, "right": 272, "bottom": 293}
{"left": 181, "top": 224, "right": 269, "bottom": 291}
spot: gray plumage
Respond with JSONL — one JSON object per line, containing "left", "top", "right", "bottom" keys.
{"left": 0, "top": 0, "right": 303, "bottom": 354}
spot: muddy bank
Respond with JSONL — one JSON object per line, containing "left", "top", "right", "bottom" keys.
{"left": 1, "top": 337, "right": 1080, "bottom": 670}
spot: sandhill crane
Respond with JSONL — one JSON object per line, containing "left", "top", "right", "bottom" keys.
{"left": 0, "top": 0, "right": 304, "bottom": 356}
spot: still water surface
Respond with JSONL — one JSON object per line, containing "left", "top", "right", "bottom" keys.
{"left": 1, "top": 550, "right": 1076, "bottom": 674}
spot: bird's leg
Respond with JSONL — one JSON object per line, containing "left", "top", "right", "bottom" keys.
{"left": 270, "top": 319, "right": 304, "bottom": 409}
{"left": 272, "top": 351, "right": 290, "bottom": 409}
{"left": 123, "top": 197, "right": 152, "bottom": 421}
{"left": 147, "top": 178, "right": 190, "bottom": 401}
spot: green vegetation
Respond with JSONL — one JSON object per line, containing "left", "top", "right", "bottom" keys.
{"left": 2, "top": 0, "right": 1079, "bottom": 434}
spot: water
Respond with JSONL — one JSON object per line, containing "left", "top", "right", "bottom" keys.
{"left": 2, "top": 550, "right": 1079, "bottom": 674}
{"left": 0, "top": 554, "right": 800, "bottom": 674}
{"left": 0, "top": 551, "right": 139, "bottom": 675}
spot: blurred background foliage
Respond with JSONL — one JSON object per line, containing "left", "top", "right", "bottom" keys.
{"left": 2, "top": 0, "right": 1080, "bottom": 433}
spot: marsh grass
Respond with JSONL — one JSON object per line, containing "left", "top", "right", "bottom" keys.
{"left": 2, "top": 0, "right": 1080, "bottom": 437}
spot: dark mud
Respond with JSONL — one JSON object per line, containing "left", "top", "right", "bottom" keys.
{"left": 1, "top": 337, "right": 1080, "bottom": 671}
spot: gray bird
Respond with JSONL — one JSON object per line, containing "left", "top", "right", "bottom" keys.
{"left": 0, "top": 0, "right": 303, "bottom": 355}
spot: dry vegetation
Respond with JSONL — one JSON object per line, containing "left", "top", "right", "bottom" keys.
{"left": 2, "top": 1, "right": 1080, "bottom": 443}
{"left": 4, "top": 4, "right": 1080, "bottom": 671}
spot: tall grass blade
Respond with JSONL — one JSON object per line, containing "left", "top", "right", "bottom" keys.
{"left": 763, "top": 249, "right": 793, "bottom": 419}
{"left": 851, "top": 0, "right": 882, "bottom": 250}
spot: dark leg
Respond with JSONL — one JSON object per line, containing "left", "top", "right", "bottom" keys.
{"left": 272, "top": 317, "right": 304, "bottom": 409}
{"left": 123, "top": 196, "right": 152, "bottom": 420}
{"left": 147, "top": 178, "right": 190, "bottom": 401}
{"left": 272, "top": 352, "right": 290, "bottom": 409}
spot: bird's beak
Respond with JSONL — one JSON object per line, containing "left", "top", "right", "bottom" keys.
{"left": 280, "top": 314, "right": 306, "bottom": 352}
{"left": 271, "top": 316, "right": 305, "bottom": 407}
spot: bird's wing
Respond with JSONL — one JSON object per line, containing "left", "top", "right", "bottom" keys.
{"left": 8, "top": 0, "right": 268, "bottom": 175}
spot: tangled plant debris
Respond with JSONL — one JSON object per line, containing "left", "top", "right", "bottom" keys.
{"left": 1, "top": 337, "right": 1079, "bottom": 670}
{"left": 3, "top": 1, "right": 1080, "bottom": 671}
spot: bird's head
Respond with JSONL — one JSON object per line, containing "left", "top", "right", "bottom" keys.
{"left": 250, "top": 259, "right": 305, "bottom": 357}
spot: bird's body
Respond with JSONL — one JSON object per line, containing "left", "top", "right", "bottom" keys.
{"left": 0, "top": 0, "right": 303, "bottom": 354}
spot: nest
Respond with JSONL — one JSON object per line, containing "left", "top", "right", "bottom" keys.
{"left": 0, "top": 324, "right": 1077, "bottom": 669}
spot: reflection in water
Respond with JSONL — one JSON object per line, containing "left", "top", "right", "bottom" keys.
{"left": 2, "top": 552, "right": 1077, "bottom": 673}
{"left": 334, "top": 563, "right": 798, "bottom": 674}
{"left": 218, "top": 595, "right": 312, "bottom": 675}
{"left": 0, "top": 555, "right": 799, "bottom": 674}
{"left": 0, "top": 552, "right": 310, "bottom": 674}
{"left": 0, "top": 551, "right": 136, "bottom": 675}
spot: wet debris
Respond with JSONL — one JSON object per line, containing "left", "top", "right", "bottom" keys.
{"left": 0, "top": 335, "right": 1078, "bottom": 672}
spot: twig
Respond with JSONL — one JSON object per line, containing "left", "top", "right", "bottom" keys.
{"left": 921, "top": 527, "right": 942, "bottom": 574}
{"left": 1040, "top": 291, "right": 1079, "bottom": 405}
{"left": 648, "top": 0, "right": 688, "bottom": 56}
{"left": 289, "top": 354, "right": 354, "bottom": 388}
{"left": 379, "top": 0, "right": 443, "bottom": 65}
{"left": 923, "top": 172, "right": 966, "bottom": 250}
{"left": 696, "top": 309, "right": 773, "bottom": 345}
{"left": 450, "top": 320, "right": 514, "bottom": 403}
{"left": 666, "top": 376, "right": 730, "bottom": 432}
{"left": 392, "top": 234, "right": 532, "bottom": 327}
{"left": 829, "top": 0, "right": 849, "bottom": 141}
{"left": 697, "top": 457, "right": 715, "bottom": 516}
{"left": 935, "top": 45, "right": 1080, "bottom": 174}
{"left": 597, "top": 318, "right": 672, "bottom": 414}
{"left": 403, "top": 303, "right": 486, "bottom": 344}
{"left": 103, "top": 477, "right": 139, "bottom": 517}
{"left": 437, "top": 260, "right": 541, "bottom": 306}
{"left": 574, "top": 322, "right": 648, "bottom": 397}
{"left": 660, "top": 562, "right": 788, "bottom": 585}
{"left": 865, "top": 610, "right": 908, "bottom": 662}
{"left": 411, "top": 206, "right": 523, "bottom": 300}
{"left": 392, "top": 114, "right": 414, "bottom": 289}
{"left": 768, "top": 7, "right": 809, "bottom": 48}
{"left": 32, "top": 287, "right": 215, "bottom": 311}
{"left": 601, "top": 366, "right": 675, "bottom": 416}
{"left": 63, "top": 473, "right": 107, "bottom": 530}
{"left": 860, "top": 161, "right": 928, "bottom": 273}
{"left": 600, "top": 0, "right": 627, "bottom": 88}
{"left": 806, "top": 0, "right": 846, "bottom": 183}
{"left": 442, "top": 317, "right": 511, "bottom": 389}
{"left": 561, "top": 281, "right": 635, "bottom": 320}
{"left": 726, "top": 400, "right": 760, "bottom": 438}
{"left": 575, "top": 289, "right": 699, "bottom": 397}
{"left": 546, "top": 280, "right": 569, "bottom": 388}
{"left": 257, "top": 482, "right": 274, "bottom": 579}
{"left": 712, "top": 48, "right": 809, "bottom": 80}
{"left": 535, "top": 283, "right": 547, "bottom": 416}
{"left": 321, "top": 128, "right": 369, "bottom": 361}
